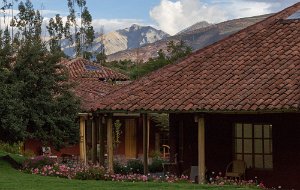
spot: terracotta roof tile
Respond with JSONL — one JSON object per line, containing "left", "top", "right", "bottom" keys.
{"left": 60, "top": 58, "right": 130, "bottom": 111}
{"left": 72, "top": 78, "right": 126, "bottom": 111}
{"left": 60, "top": 57, "right": 129, "bottom": 81}
{"left": 94, "top": 3, "right": 300, "bottom": 113}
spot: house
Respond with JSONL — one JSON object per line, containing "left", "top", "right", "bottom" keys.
{"left": 85, "top": 3, "right": 300, "bottom": 189}
{"left": 24, "top": 58, "right": 140, "bottom": 158}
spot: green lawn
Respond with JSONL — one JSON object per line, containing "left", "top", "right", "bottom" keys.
{"left": 0, "top": 151, "right": 259, "bottom": 190}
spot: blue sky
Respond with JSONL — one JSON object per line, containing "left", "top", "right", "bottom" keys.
{"left": 31, "top": 0, "right": 160, "bottom": 22}
{"left": 6, "top": 0, "right": 300, "bottom": 35}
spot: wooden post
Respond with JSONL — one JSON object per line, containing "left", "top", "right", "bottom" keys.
{"left": 143, "top": 114, "right": 149, "bottom": 175}
{"left": 92, "top": 118, "right": 97, "bottom": 164}
{"left": 99, "top": 116, "right": 105, "bottom": 166}
{"left": 198, "top": 116, "right": 206, "bottom": 184}
{"left": 147, "top": 115, "right": 150, "bottom": 158}
{"left": 79, "top": 116, "right": 87, "bottom": 164}
{"left": 107, "top": 115, "right": 114, "bottom": 174}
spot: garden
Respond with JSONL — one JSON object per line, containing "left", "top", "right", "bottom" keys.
{"left": 0, "top": 142, "right": 264, "bottom": 190}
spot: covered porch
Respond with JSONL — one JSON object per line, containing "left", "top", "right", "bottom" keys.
{"left": 79, "top": 111, "right": 300, "bottom": 188}
{"left": 78, "top": 112, "right": 170, "bottom": 174}
{"left": 168, "top": 112, "right": 300, "bottom": 189}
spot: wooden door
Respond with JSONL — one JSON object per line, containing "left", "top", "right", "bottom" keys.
{"left": 125, "top": 119, "right": 137, "bottom": 159}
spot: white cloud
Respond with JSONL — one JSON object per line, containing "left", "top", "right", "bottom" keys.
{"left": 44, "top": 16, "right": 149, "bottom": 34}
{"left": 40, "top": 9, "right": 62, "bottom": 17}
{"left": 150, "top": 0, "right": 274, "bottom": 35}
{"left": 92, "top": 18, "right": 148, "bottom": 33}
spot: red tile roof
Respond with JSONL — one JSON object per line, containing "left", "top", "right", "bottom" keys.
{"left": 72, "top": 78, "right": 125, "bottom": 111}
{"left": 60, "top": 58, "right": 130, "bottom": 111}
{"left": 61, "top": 57, "right": 129, "bottom": 81}
{"left": 93, "top": 3, "right": 300, "bottom": 113}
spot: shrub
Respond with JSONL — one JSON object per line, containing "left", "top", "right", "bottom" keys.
{"left": 0, "top": 141, "right": 22, "bottom": 154}
{"left": 149, "top": 157, "right": 166, "bottom": 173}
{"left": 113, "top": 161, "right": 129, "bottom": 175}
{"left": 206, "top": 172, "right": 265, "bottom": 188}
{"left": 23, "top": 150, "right": 35, "bottom": 157}
{"left": 126, "top": 159, "right": 143, "bottom": 174}
{"left": 75, "top": 166, "right": 106, "bottom": 180}
{"left": 110, "top": 173, "right": 190, "bottom": 183}
{"left": 23, "top": 156, "right": 55, "bottom": 170}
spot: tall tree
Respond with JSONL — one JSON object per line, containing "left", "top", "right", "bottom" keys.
{"left": 66, "top": 0, "right": 95, "bottom": 57}
{"left": 47, "top": 14, "right": 66, "bottom": 57}
{"left": 0, "top": 26, "right": 26, "bottom": 143}
{"left": 0, "top": 0, "right": 81, "bottom": 148}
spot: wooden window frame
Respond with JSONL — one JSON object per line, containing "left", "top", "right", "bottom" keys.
{"left": 234, "top": 123, "right": 273, "bottom": 170}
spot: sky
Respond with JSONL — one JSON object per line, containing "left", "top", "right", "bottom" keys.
{"left": 3, "top": 0, "right": 300, "bottom": 35}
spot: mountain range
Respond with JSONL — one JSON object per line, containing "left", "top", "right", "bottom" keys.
{"left": 61, "top": 14, "right": 273, "bottom": 62}
{"left": 62, "top": 24, "right": 170, "bottom": 57}
{"left": 107, "top": 14, "right": 272, "bottom": 62}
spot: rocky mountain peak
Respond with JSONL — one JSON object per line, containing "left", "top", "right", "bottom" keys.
{"left": 127, "top": 24, "right": 142, "bottom": 31}
{"left": 61, "top": 25, "right": 170, "bottom": 57}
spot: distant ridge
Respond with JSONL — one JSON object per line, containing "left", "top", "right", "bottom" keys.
{"left": 107, "top": 14, "right": 273, "bottom": 62}
{"left": 61, "top": 24, "right": 170, "bottom": 57}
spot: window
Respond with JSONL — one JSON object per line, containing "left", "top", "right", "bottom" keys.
{"left": 234, "top": 123, "right": 273, "bottom": 169}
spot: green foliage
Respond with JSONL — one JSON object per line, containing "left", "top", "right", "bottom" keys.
{"left": 13, "top": 37, "right": 80, "bottom": 149}
{"left": 167, "top": 40, "right": 192, "bottom": 62}
{"left": 114, "top": 159, "right": 144, "bottom": 175}
{"left": 0, "top": 1, "right": 81, "bottom": 149}
{"left": 113, "top": 120, "right": 122, "bottom": 149}
{"left": 83, "top": 51, "right": 93, "bottom": 60}
{"left": 104, "top": 40, "right": 192, "bottom": 80}
{"left": 113, "top": 161, "right": 129, "bottom": 175}
{"left": 23, "top": 156, "right": 55, "bottom": 169}
{"left": 102, "top": 59, "right": 134, "bottom": 76}
{"left": 127, "top": 159, "right": 144, "bottom": 174}
{"left": 150, "top": 114, "right": 169, "bottom": 131}
{"left": 149, "top": 157, "right": 166, "bottom": 173}
{"left": 66, "top": 0, "right": 95, "bottom": 56}
{"left": 23, "top": 149, "right": 35, "bottom": 157}
{"left": 131, "top": 40, "right": 192, "bottom": 79}
{"left": 130, "top": 49, "right": 170, "bottom": 79}
{"left": 96, "top": 52, "right": 107, "bottom": 63}
{"left": 47, "top": 14, "right": 66, "bottom": 56}
{"left": 0, "top": 27, "right": 26, "bottom": 143}
{"left": 0, "top": 141, "right": 22, "bottom": 154}
{"left": 75, "top": 166, "right": 106, "bottom": 180}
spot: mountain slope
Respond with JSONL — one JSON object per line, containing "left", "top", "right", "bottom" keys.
{"left": 176, "top": 21, "right": 211, "bottom": 35}
{"left": 107, "top": 14, "right": 272, "bottom": 62}
{"left": 61, "top": 24, "right": 170, "bottom": 57}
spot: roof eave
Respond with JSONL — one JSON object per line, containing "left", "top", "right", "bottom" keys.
{"left": 94, "top": 108, "right": 300, "bottom": 115}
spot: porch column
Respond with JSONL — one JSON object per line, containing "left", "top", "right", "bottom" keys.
{"left": 107, "top": 114, "right": 114, "bottom": 174}
{"left": 98, "top": 116, "right": 105, "bottom": 166}
{"left": 143, "top": 114, "right": 150, "bottom": 175}
{"left": 92, "top": 117, "right": 97, "bottom": 164}
{"left": 198, "top": 116, "right": 205, "bottom": 184}
{"left": 79, "top": 116, "right": 87, "bottom": 164}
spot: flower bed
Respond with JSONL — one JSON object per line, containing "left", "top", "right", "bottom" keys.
{"left": 23, "top": 157, "right": 106, "bottom": 180}
{"left": 22, "top": 156, "right": 265, "bottom": 189}
{"left": 109, "top": 174, "right": 189, "bottom": 183}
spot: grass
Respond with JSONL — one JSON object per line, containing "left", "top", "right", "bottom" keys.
{"left": 0, "top": 150, "right": 27, "bottom": 164}
{"left": 0, "top": 151, "right": 259, "bottom": 190}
